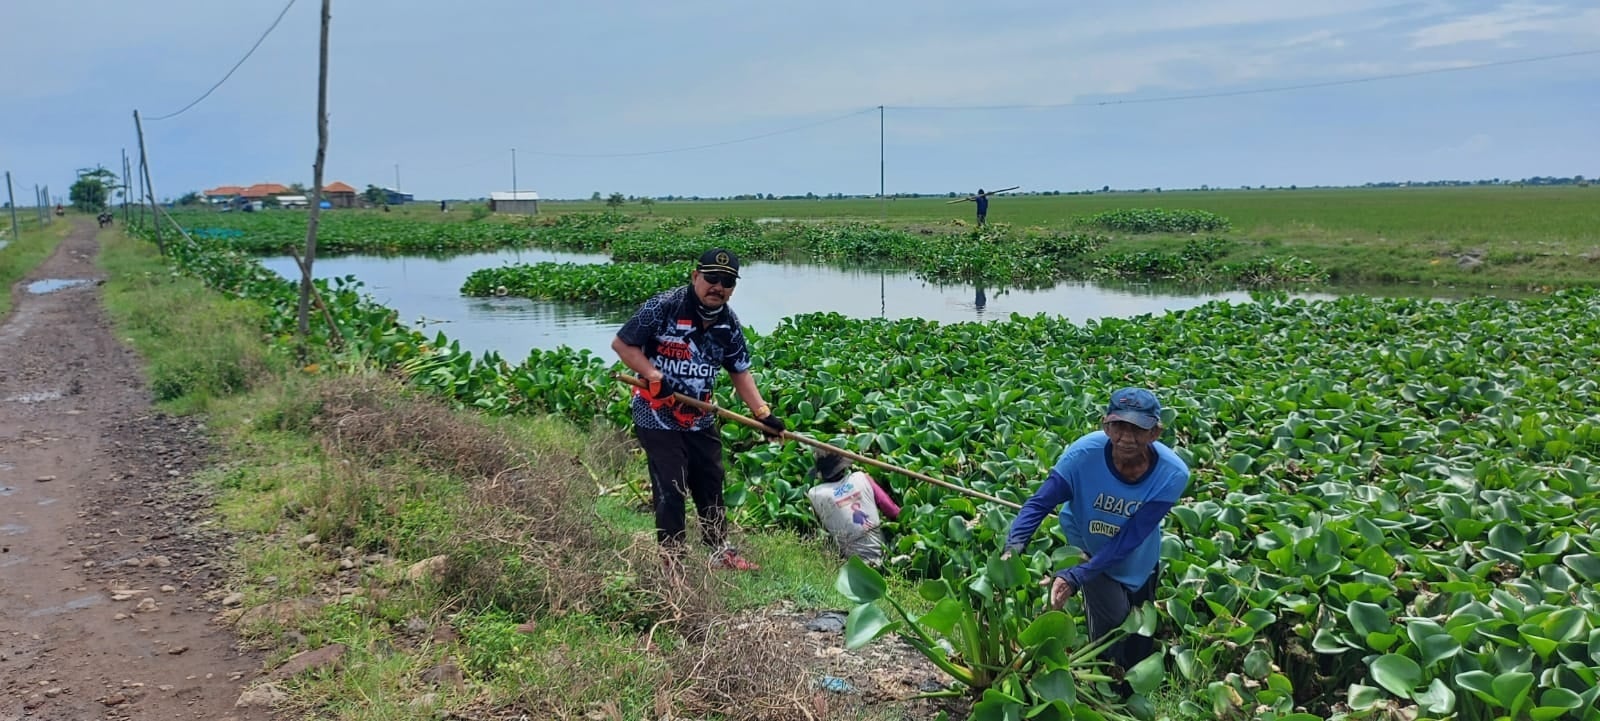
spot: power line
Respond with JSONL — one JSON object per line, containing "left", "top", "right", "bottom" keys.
{"left": 511, "top": 107, "right": 878, "bottom": 158}
{"left": 888, "top": 49, "right": 1600, "bottom": 111}
{"left": 147, "top": 0, "right": 299, "bottom": 121}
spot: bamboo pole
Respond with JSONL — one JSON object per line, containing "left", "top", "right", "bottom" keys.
{"left": 612, "top": 373, "right": 1021, "bottom": 509}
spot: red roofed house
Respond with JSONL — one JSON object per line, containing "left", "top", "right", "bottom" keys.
{"left": 323, "top": 181, "right": 358, "bottom": 209}
{"left": 239, "top": 183, "right": 291, "bottom": 200}
{"left": 203, "top": 185, "right": 246, "bottom": 205}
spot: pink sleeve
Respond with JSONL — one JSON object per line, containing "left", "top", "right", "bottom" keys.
{"left": 868, "top": 476, "right": 900, "bottom": 520}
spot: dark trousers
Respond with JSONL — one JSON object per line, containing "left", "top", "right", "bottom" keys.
{"left": 635, "top": 425, "right": 727, "bottom": 550}
{"left": 1082, "top": 567, "right": 1159, "bottom": 671}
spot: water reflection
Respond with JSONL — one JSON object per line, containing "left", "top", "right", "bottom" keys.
{"left": 262, "top": 250, "right": 1352, "bottom": 361}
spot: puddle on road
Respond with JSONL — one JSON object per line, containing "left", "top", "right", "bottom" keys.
{"left": 1, "top": 523, "right": 30, "bottom": 535}
{"left": 37, "top": 497, "right": 57, "bottom": 506}
{"left": 25, "top": 279, "right": 91, "bottom": 294}
{"left": 26, "top": 594, "right": 105, "bottom": 617}
{"left": 1, "top": 554, "right": 29, "bottom": 568}
{"left": 4, "top": 390, "right": 64, "bottom": 403}
{"left": 0, "top": 486, "right": 14, "bottom": 496}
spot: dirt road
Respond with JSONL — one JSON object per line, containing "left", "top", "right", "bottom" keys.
{"left": 1, "top": 221, "right": 271, "bottom": 721}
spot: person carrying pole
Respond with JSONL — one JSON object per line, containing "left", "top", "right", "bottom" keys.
{"left": 1001, "top": 387, "right": 1190, "bottom": 676}
{"left": 611, "top": 248, "right": 785, "bottom": 573}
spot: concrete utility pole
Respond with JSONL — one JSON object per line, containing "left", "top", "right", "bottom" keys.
{"left": 879, "top": 105, "right": 886, "bottom": 220}
{"left": 511, "top": 147, "right": 518, "bottom": 197}
{"left": 133, "top": 109, "right": 163, "bottom": 254}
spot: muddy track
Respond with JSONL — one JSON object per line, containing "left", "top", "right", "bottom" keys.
{"left": 0, "top": 221, "right": 272, "bottom": 721}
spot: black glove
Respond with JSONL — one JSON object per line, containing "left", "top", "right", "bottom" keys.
{"left": 757, "top": 413, "right": 786, "bottom": 438}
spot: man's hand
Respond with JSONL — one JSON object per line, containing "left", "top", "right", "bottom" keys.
{"left": 646, "top": 376, "right": 685, "bottom": 402}
{"left": 1040, "top": 575, "right": 1078, "bottom": 610}
{"left": 756, "top": 412, "right": 786, "bottom": 439}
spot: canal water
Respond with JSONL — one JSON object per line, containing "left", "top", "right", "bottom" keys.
{"left": 260, "top": 250, "right": 1336, "bottom": 361}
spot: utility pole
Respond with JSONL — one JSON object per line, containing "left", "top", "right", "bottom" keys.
{"left": 34, "top": 185, "right": 43, "bottom": 227}
{"left": 879, "top": 105, "right": 886, "bottom": 220}
{"left": 121, "top": 150, "right": 132, "bottom": 224}
{"left": 511, "top": 147, "right": 518, "bottom": 196}
{"left": 297, "top": 0, "right": 332, "bottom": 355}
{"left": 5, "top": 172, "right": 18, "bottom": 239}
{"left": 133, "top": 109, "right": 163, "bottom": 254}
{"left": 394, "top": 163, "right": 401, "bottom": 192}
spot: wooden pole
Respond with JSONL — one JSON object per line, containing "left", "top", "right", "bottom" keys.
{"left": 612, "top": 373, "right": 1022, "bottom": 509}
{"left": 297, "top": 0, "right": 331, "bottom": 362}
{"left": 133, "top": 110, "right": 163, "bottom": 255}
{"left": 5, "top": 172, "right": 18, "bottom": 240}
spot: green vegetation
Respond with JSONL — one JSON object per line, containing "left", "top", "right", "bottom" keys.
{"left": 0, "top": 219, "right": 73, "bottom": 317}
{"left": 120, "top": 214, "right": 1600, "bottom": 719}
{"left": 461, "top": 261, "right": 692, "bottom": 305}
{"left": 98, "top": 227, "right": 876, "bottom": 721}
{"left": 1082, "top": 208, "right": 1231, "bottom": 234}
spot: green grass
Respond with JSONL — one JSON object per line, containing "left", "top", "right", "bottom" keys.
{"left": 97, "top": 226, "right": 291, "bottom": 413}
{"left": 95, "top": 226, "right": 907, "bottom": 720}
{"left": 0, "top": 217, "right": 72, "bottom": 316}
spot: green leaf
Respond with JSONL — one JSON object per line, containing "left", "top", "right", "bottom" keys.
{"left": 1414, "top": 678, "right": 1456, "bottom": 715}
{"left": 1243, "top": 648, "right": 1272, "bottom": 679}
{"left": 1347, "top": 683, "right": 1384, "bottom": 711}
{"left": 1418, "top": 633, "right": 1462, "bottom": 667}
{"left": 1563, "top": 553, "right": 1600, "bottom": 583}
{"left": 1029, "top": 669, "right": 1075, "bottom": 705}
{"left": 1370, "top": 654, "right": 1422, "bottom": 698}
{"left": 916, "top": 597, "right": 967, "bottom": 637}
{"left": 835, "top": 556, "right": 887, "bottom": 603}
{"left": 985, "top": 553, "right": 1026, "bottom": 590}
{"left": 1019, "top": 611, "right": 1077, "bottom": 648}
{"left": 843, "top": 603, "right": 897, "bottom": 650}
{"left": 970, "top": 688, "right": 1023, "bottom": 721}
{"left": 1347, "top": 601, "right": 1391, "bottom": 637}
{"left": 1490, "top": 671, "right": 1535, "bottom": 715}
{"left": 1125, "top": 653, "right": 1165, "bottom": 696}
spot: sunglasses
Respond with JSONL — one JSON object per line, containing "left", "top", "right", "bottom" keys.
{"left": 701, "top": 272, "right": 737, "bottom": 289}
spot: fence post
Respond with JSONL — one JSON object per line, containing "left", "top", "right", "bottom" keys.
{"left": 5, "top": 172, "right": 19, "bottom": 240}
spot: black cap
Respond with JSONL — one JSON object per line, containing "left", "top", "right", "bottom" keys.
{"left": 808, "top": 447, "right": 852, "bottom": 481}
{"left": 697, "top": 248, "right": 740, "bottom": 278}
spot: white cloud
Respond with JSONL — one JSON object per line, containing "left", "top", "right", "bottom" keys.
{"left": 1436, "top": 133, "right": 1493, "bottom": 155}
{"left": 1410, "top": 2, "right": 1600, "bottom": 48}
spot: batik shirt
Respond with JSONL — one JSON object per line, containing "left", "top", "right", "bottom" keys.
{"left": 617, "top": 285, "right": 753, "bottom": 432}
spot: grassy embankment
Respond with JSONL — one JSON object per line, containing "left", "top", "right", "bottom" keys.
{"left": 0, "top": 216, "right": 74, "bottom": 317}
{"left": 441, "top": 186, "right": 1597, "bottom": 289}
{"left": 94, "top": 226, "right": 926, "bottom": 720}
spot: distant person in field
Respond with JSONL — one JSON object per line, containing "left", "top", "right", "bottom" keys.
{"left": 975, "top": 188, "right": 989, "bottom": 226}
{"left": 612, "top": 248, "right": 786, "bottom": 573}
{"left": 1002, "top": 387, "right": 1190, "bottom": 675}
{"left": 440, "top": 200, "right": 447, "bottom": 213}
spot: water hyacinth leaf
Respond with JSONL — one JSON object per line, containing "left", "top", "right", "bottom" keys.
{"left": 1414, "top": 678, "right": 1456, "bottom": 716}
{"left": 835, "top": 556, "right": 887, "bottom": 603}
{"left": 843, "top": 602, "right": 897, "bottom": 650}
{"left": 1455, "top": 670, "right": 1499, "bottom": 706}
{"left": 1370, "top": 654, "right": 1422, "bottom": 697}
{"left": 1347, "top": 684, "right": 1384, "bottom": 711}
{"left": 985, "top": 553, "right": 1026, "bottom": 591}
{"left": 1029, "top": 669, "right": 1075, "bottom": 705}
{"left": 1347, "top": 601, "right": 1391, "bottom": 637}
{"left": 1125, "top": 653, "right": 1165, "bottom": 695}
{"left": 1491, "top": 671, "right": 1535, "bottom": 715}
{"left": 970, "top": 688, "right": 1023, "bottom": 721}
{"left": 916, "top": 597, "right": 967, "bottom": 637}
{"left": 1174, "top": 647, "right": 1199, "bottom": 680}
{"left": 1243, "top": 648, "right": 1272, "bottom": 679}
{"left": 1563, "top": 554, "right": 1600, "bottom": 583}
{"left": 1242, "top": 608, "right": 1276, "bottom": 632}
{"left": 1019, "top": 611, "right": 1077, "bottom": 648}
{"left": 1488, "top": 524, "right": 1527, "bottom": 554}
{"left": 1419, "top": 633, "right": 1463, "bottom": 667}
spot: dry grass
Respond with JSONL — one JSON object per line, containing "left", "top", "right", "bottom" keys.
{"left": 282, "top": 372, "right": 845, "bottom": 719}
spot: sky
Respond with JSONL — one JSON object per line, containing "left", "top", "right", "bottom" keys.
{"left": 3, "top": 1, "right": 1598, "bottom": 202}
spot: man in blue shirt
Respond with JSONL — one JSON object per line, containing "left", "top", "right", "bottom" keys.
{"left": 1003, "top": 387, "right": 1190, "bottom": 672}
{"left": 974, "top": 188, "right": 989, "bottom": 226}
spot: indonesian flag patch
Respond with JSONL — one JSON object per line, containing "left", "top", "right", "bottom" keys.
{"left": 676, "top": 318, "right": 694, "bottom": 332}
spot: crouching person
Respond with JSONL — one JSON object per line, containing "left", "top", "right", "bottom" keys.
{"left": 805, "top": 447, "right": 900, "bottom": 565}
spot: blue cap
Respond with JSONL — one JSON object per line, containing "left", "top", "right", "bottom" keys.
{"left": 1106, "top": 387, "right": 1161, "bottom": 429}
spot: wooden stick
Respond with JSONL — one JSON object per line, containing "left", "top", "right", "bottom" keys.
{"left": 612, "top": 373, "right": 1021, "bottom": 509}
{"left": 945, "top": 185, "right": 1021, "bottom": 204}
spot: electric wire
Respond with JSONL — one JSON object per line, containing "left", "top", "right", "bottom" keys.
{"left": 887, "top": 49, "right": 1600, "bottom": 111}
{"left": 147, "top": 0, "right": 299, "bottom": 121}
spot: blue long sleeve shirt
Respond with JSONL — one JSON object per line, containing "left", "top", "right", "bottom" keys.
{"left": 1004, "top": 432, "right": 1189, "bottom": 590}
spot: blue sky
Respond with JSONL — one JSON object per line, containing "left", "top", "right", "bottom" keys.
{"left": 4, "top": 1, "right": 1597, "bottom": 201}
